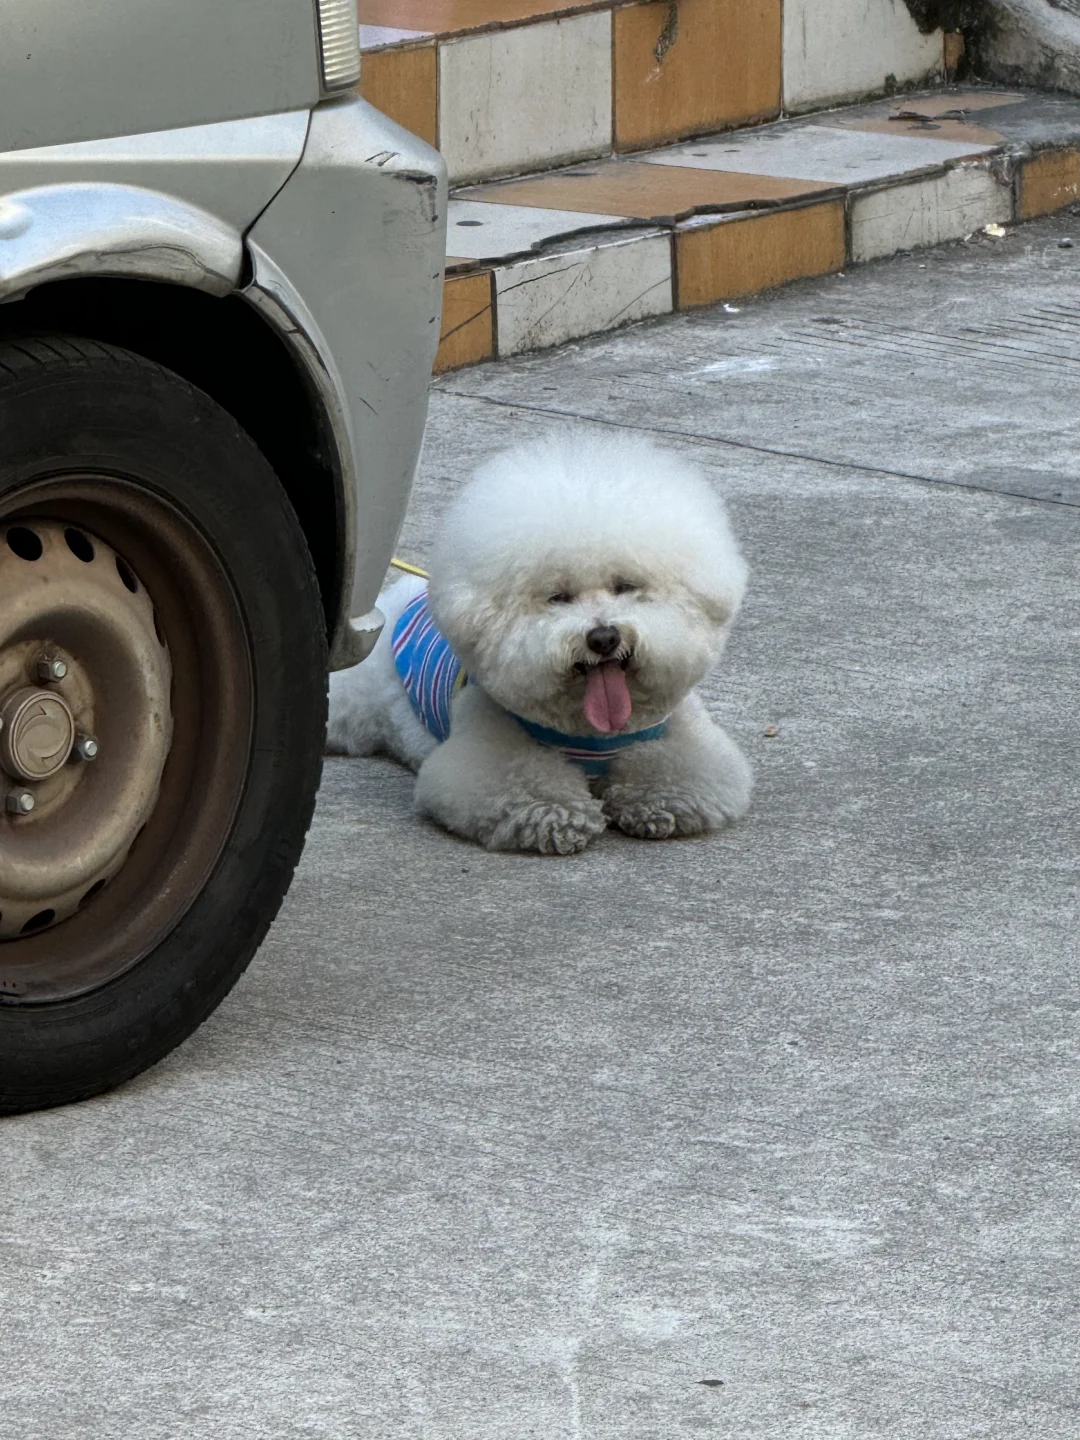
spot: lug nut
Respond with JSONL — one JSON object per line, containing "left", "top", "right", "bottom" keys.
{"left": 35, "top": 654, "right": 68, "bottom": 683}
{"left": 72, "top": 733, "right": 99, "bottom": 763}
{"left": 6, "top": 790, "right": 35, "bottom": 815}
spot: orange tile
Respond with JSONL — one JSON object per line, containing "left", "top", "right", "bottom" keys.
{"left": 824, "top": 88, "right": 1023, "bottom": 147}
{"left": 821, "top": 89, "right": 1021, "bottom": 148}
{"left": 883, "top": 89, "right": 1023, "bottom": 114}
{"left": 675, "top": 200, "right": 845, "bottom": 309}
{"left": 837, "top": 90, "right": 1023, "bottom": 119}
{"left": 1018, "top": 149, "right": 1080, "bottom": 220}
{"left": 434, "top": 271, "right": 495, "bottom": 371}
{"left": 357, "top": 0, "right": 609, "bottom": 39}
{"left": 613, "top": 0, "right": 781, "bottom": 151}
{"left": 359, "top": 43, "right": 438, "bottom": 145}
{"left": 832, "top": 115, "right": 1003, "bottom": 146}
{"left": 468, "top": 160, "right": 834, "bottom": 222}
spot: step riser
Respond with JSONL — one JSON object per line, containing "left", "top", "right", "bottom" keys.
{"left": 434, "top": 146, "right": 1080, "bottom": 371}
{"left": 357, "top": 5, "right": 1080, "bottom": 373}
{"left": 360, "top": 0, "right": 954, "bottom": 186}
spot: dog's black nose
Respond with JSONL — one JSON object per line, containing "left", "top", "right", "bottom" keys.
{"left": 586, "top": 624, "right": 621, "bottom": 657}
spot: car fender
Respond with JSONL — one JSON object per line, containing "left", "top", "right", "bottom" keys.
{"left": 244, "top": 97, "right": 448, "bottom": 669}
{"left": 0, "top": 182, "right": 242, "bottom": 301}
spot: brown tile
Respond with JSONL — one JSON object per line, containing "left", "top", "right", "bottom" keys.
{"left": 822, "top": 88, "right": 1024, "bottom": 144}
{"left": 465, "top": 160, "right": 834, "bottom": 223}
{"left": 675, "top": 200, "right": 845, "bottom": 309}
{"left": 613, "top": 0, "right": 781, "bottom": 152}
{"left": 884, "top": 90, "right": 1024, "bottom": 115}
{"left": 434, "top": 271, "right": 495, "bottom": 371}
{"left": 834, "top": 116, "right": 1003, "bottom": 146}
{"left": 357, "top": 0, "right": 610, "bottom": 39}
{"left": 359, "top": 43, "right": 438, "bottom": 145}
{"left": 1018, "top": 149, "right": 1080, "bottom": 219}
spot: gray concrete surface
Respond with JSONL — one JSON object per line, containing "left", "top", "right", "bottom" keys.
{"left": 4, "top": 215, "right": 1080, "bottom": 1439}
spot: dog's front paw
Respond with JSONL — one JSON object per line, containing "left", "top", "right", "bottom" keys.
{"left": 604, "top": 790, "right": 715, "bottom": 840}
{"left": 487, "top": 799, "right": 607, "bottom": 855}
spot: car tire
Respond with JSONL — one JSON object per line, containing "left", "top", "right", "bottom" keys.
{"left": 0, "top": 335, "right": 327, "bottom": 1114}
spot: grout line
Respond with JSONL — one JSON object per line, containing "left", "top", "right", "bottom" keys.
{"left": 488, "top": 267, "right": 500, "bottom": 358}
{"left": 435, "top": 390, "right": 1080, "bottom": 511}
{"left": 609, "top": 0, "right": 618, "bottom": 154}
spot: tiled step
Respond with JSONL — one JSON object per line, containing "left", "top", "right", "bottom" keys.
{"left": 358, "top": 0, "right": 957, "bottom": 186}
{"left": 431, "top": 88, "right": 1080, "bottom": 370}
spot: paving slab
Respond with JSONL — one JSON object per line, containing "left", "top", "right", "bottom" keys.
{"left": 2, "top": 213, "right": 1079, "bottom": 1440}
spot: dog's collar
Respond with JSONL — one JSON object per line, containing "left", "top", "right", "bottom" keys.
{"left": 509, "top": 713, "right": 669, "bottom": 777}
{"left": 392, "top": 591, "right": 668, "bottom": 771}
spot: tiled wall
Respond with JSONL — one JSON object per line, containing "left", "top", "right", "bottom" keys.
{"left": 359, "top": 0, "right": 949, "bottom": 183}
{"left": 439, "top": 12, "right": 612, "bottom": 180}
{"left": 783, "top": 0, "right": 944, "bottom": 113}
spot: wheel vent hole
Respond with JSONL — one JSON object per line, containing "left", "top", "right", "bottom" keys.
{"left": 21, "top": 908, "right": 56, "bottom": 934}
{"left": 7, "top": 526, "right": 43, "bottom": 562}
{"left": 116, "top": 557, "right": 139, "bottom": 593}
{"left": 153, "top": 610, "right": 165, "bottom": 646}
{"left": 79, "top": 879, "right": 107, "bottom": 909}
{"left": 65, "top": 528, "right": 96, "bottom": 563}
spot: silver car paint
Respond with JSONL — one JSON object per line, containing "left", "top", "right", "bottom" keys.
{"left": 0, "top": 1, "right": 320, "bottom": 152}
{"left": 0, "top": 183, "right": 242, "bottom": 299}
{"left": 0, "top": 112, "right": 311, "bottom": 232}
{"left": 0, "top": 96, "right": 447, "bottom": 668}
{"left": 246, "top": 99, "right": 447, "bottom": 666}
{"left": 0, "top": 110, "right": 311, "bottom": 303}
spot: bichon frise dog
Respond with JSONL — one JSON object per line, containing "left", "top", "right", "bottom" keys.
{"left": 327, "top": 430, "right": 752, "bottom": 854}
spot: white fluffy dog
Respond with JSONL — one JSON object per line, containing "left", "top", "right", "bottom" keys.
{"left": 327, "top": 430, "right": 752, "bottom": 854}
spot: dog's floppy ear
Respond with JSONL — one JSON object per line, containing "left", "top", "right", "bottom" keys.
{"left": 691, "top": 552, "right": 748, "bottom": 629}
{"left": 703, "top": 594, "right": 735, "bottom": 626}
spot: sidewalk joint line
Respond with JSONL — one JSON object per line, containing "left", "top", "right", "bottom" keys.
{"left": 437, "top": 390, "right": 1080, "bottom": 510}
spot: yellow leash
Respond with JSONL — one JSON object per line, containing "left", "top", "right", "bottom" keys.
{"left": 389, "top": 557, "right": 428, "bottom": 578}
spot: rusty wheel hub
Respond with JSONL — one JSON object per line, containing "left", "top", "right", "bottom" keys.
{"left": 1, "top": 686, "right": 76, "bottom": 780}
{"left": 0, "top": 520, "right": 173, "bottom": 938}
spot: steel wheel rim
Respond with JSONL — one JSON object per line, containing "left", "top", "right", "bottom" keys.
{"left": 0, "top": 474, "right": 254, "bottom": 1003}
{"left": 0, "top": 518, "right": 174, "bottom": 937}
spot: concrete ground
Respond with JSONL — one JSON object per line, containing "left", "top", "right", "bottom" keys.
{"left": 4, "top": 214, "right": 1080, "bottom": 1440}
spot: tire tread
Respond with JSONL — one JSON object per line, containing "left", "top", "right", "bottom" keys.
{"left": 0, "top": 334, "right": 328, "bottom": 1114}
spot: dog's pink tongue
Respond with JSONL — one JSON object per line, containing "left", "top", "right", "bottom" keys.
{"left": 583, "top": 661, "right": 632, "bottom": 734}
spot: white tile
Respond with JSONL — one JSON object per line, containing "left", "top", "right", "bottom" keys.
{"left": 495, "top": 232, "right": 672, "bottom": 356}
{"left": 359, "top": 26, "right": 432, "bottom": 52}
{"left": 439, "top": 12, "right": 612, "bottom": 184}
{"left": 446, "top": 200, "right": 626, "bottom": 260}
{"left": 783, "top": 0, "right": 943, "bottom": 111}
{"left": 644, "top": 124, "right": 992, "bottom": 185}
{"left": 851, "top": 165, "right": 1013, "bottom": 262}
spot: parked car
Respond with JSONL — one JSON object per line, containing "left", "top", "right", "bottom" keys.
{"left": 0, "top": 0, "right": 448, "bottom": 1112}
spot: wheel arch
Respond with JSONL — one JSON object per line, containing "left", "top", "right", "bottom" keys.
{"left": 0, "top": 276, "right": 345, "bottom": 643}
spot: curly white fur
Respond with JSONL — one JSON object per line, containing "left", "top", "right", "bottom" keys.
{"left": 327, "top": 429, "right": 752, "bottom": 854}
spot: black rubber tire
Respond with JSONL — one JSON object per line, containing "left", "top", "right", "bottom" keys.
{"left": 0, "top": 336, "right": 327, "bottom": 1114}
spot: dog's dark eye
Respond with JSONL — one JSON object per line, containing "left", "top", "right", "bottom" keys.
{"left": 612, "top": 580, "right": 639, "bottom": 596}
{"left": 548, "top": 591, "right": 574, "bottom": 604}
